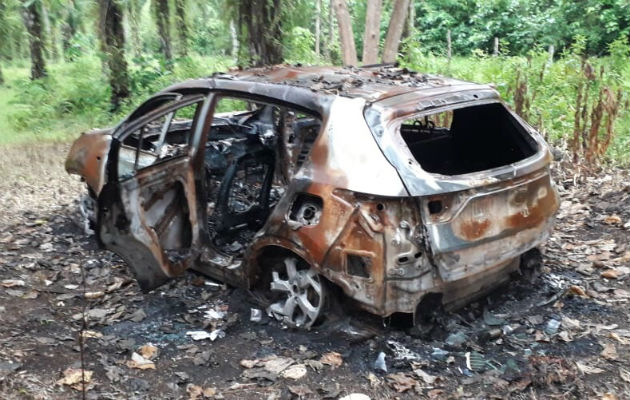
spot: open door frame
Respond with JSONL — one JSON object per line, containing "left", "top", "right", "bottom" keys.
{"left": 97, "top": 93, "right": 214, "bottom": 291}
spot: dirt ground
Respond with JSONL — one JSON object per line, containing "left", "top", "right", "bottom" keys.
{"left": 0, "top": 142, "right": 629, "bottom": 400}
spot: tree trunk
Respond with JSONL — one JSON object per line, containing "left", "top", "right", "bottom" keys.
{"left": 382, "top": 0, "right": 410, "bottom": 63}
{"left": 40, "top": 2, "right": 54, "bottom": 60}
{"left": 21, "top": 0, "right": 47, "bottom": 80}
{"left": 174, "top": 0, "right": 188, "bottom": 56}
{"left": 62, "top": 1, "right": 78, "bottom": 59}
{"left": 236, "top": 0, "right": 283, "bottom": 66}
{"left": 323, "top": 0, "right": 333, "bottom": 60}
{"left": 493, "top": 37, "right": 499, "bottom": 56}
{"left": 126, "top": 0, "right": 141, "bottom": 58}
{"left": 333, "top": 0, "right": 357, "bottom": 66}
{"left": 403, "top": 0, "right": 414, "bottom": 39}
{"left": 0, "top": 62, "right": 4, "bottom": 85}
{"left": 315, "top": 0, "right": 321, "bottom": 56}
{"left": 98, "top": 0, "right": 130, "bottom": 111}
{"left": 446, "top": 29, "right": 452, "bottom": 69}
{"left": 230, "top": 19, "right": 239, "bottom": 60}
{"left": 548, "top": 44, "right": 555, "bottom": 64}
{"left": 50, "top": 18, "right": 60, "bottom": 61}
{"left": 154, "top": 0, "right": 173, "bottom": 63}
{"left": 362, "top": 0, "right": 382, "bottom": 65}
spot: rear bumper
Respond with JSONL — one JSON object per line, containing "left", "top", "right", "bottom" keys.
{"left": 423, "top": 170, "right": 559, "bottom": 282}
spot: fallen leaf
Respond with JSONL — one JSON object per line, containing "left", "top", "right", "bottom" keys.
{"left": 619, "top": 368, "right": 630, "bottom": 383}
{"left": 84, "top": 291, "right": 105, "bottom": 299}
{"left": 609, "top": 332, "right": 630, "bottom": 345}
{"left": 303, "top": 359, "right": 324, "bottom": 372}
{"left": 281, "top": 364, "right": 307, "bottom": 380}
{"left": 139, "top": 344, "right": 158, "bottom": 360}
{"left": 601, "top": 394, "right": 618, "bottom": 400}
{"left": 1, "top": 279, "right": 25, "bottom": 288}
{"left": 413, "top": 368, "right": 437, "bottom": 384}
{"left": 106, "top": 278, "right": 125, "bottom": 293}
{"left": 604, "top": 215, "right": 622, "bottom": 225}
{"left": 240, "top": 359, "right": 260, "bottom": 369}
{"left": 427, "top": 389, "right": 445, "bottom": 399}
{"left": 561, "top": 316, "right": 581, "bottom": 330}
{"left": 508, "top": 378, "right": 532, "bottom": 393}
{"left": 320, "top": 352, "right": 343, "bottom": 369}
{"left": 57, "top": 368, "right": 93, "bottom": 391}
{"left": 263, "top": 356, "right": 294, "bottom": 374}
{"left": 601, "top": 343, "right": 618, "bottom": 361}
{"left": 576, "top": 361, "right": 604, "bottom": 375}
{"left": 601, "top": 269, "right": 621, "bottom": 279}
{"left": 288, "top": 385, "right": 312, "bottom": 397}
{"left": 186, "top": 384, "right": 203, "bottom": 400}
{"left": 387, "top": 372, "right": 417, "bottom": 393}
{"left": 81, "top": 330, "right": 103, "bottom": 339}
{"left": 366, "top": 372, "right": 380, "bottom": 387}
{"left": 568, "top": 285, "right": 587, "bottom": 297}
{"left": 127, "top": 352, "right": 156, "bottom": 370}
{"left": 558, "top": 331, "right": 573, "bottom": 342}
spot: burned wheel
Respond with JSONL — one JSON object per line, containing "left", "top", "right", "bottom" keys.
{"left": 267, "top": 257, "right": 326, "bottom": 329}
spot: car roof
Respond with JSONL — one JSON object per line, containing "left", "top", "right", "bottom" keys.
{"left": 163, "top": 64, "right": 496, "bottom": 105}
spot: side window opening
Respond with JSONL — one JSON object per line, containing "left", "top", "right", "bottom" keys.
{"left": 399, "top": 103, "right": 537, "bottom": 175}
{"left": 204, "top": 96, "right": 322, "bottom": 256}
{"left": 118, "top": 100, "right": 202, "bottom": 180}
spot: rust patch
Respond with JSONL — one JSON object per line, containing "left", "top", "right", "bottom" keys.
{"left": 505, "top": 186, "right": 556, "bottom": 229}
{"left": 459, "top": 219, "right": 491, "bottom": 240}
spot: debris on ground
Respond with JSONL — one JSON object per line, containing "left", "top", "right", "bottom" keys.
{"left": 0, "top": 144, "right": 629, "bottom": 398}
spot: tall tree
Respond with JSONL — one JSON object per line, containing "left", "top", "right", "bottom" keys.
{"left": 20, "top": 0, "right": 47, "bottom": 79}
{"left": 154, "top": 0, "right": 172, "bottom": 62}
{"left": 235, "top": 0, "right": 283, "bottom": 66}
{"left": 382, "top": 0, "right": 410, "bottom": 63}
{"left": 98, "top": 0, "right": 130, "bottom": 111}
{"left": 61, "top": 0, "right": 78, "bottom": 58}
{"left": 0, "top": 0, "right": 6, "bottom": 84}
{"left": 174, "top": 0, "right": 188, "bottom": 56}
{"left": 362, "top": 0, "right": 382, "bottom": 64}
{"left": 314, "top": 0, "right": 321, "bottom": 56}
{"left": 126, "top": 0, "right": 141, "bottom": 58}
{"left": 333, "top": 0, "right": 357, "bottom": 66}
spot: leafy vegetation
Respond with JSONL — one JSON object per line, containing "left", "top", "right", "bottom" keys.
{"left": 0, "top": 0, "right": 627, "bottom": 164}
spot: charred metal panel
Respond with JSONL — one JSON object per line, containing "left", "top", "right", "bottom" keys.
{"left": 99, "top": 157, "right": 201, "bottom": 290}
{"left": 65, "top": 129, "right": 112, "bottom": 194}
{"left": 67, "top": 65, "right": 561, "bottom": 319}
{"left": 422, "top": 172, "right": 559, "bottom": 283}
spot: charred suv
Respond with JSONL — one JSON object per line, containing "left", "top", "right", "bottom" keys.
{"left": 65, "top": 65, "right": 559, "bottom": 328}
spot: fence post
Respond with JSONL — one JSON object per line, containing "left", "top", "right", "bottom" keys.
{"left": 446, "top": 29, "right": 452, "bottom": 70}
{"left": 493, "top": 37, "right": 499, "bottom": 56}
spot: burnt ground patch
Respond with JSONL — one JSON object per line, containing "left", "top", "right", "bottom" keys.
{"left": 1, "top": 144, "right": 629, "bottom": 399}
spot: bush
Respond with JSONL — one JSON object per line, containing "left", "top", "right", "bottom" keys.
{"left": 400, "top": 35, "right": 629, "bottom": 165}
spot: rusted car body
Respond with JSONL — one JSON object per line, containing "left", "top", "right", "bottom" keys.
{"left": 66, "top": 65, "right": 559, "bottom": 328}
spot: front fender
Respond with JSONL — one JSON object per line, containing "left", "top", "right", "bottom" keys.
{"left": 65, "top": 128, "right": 113, "bottom": 195}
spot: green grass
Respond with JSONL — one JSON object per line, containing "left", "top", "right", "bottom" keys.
{"left": 1, "top": 51, "right": 627, "bottom": 165}
{"left": 0, "top": 54, "right": 233, "bottom": 145}
{"left": 400, "top": 47, "right": 630, "bottom": 166}
{"left": 0, "top": 61, "right": 108, "bottom": 145}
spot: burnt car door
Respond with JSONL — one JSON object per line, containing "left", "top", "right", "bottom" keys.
{"left": 97, "top": 93, "right": 212, "bottom": 290}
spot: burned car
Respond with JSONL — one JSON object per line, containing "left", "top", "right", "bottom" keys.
{"left": 65, "top": 65, "right": 559, "bottom": 328}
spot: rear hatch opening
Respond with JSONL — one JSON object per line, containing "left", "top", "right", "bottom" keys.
{"left": 399, "top": 103, "right": 538, "bottom": 176}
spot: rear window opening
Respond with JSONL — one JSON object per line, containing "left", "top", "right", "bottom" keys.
{"left": 399, "top": 103, "right": 538, "bottom": 175}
